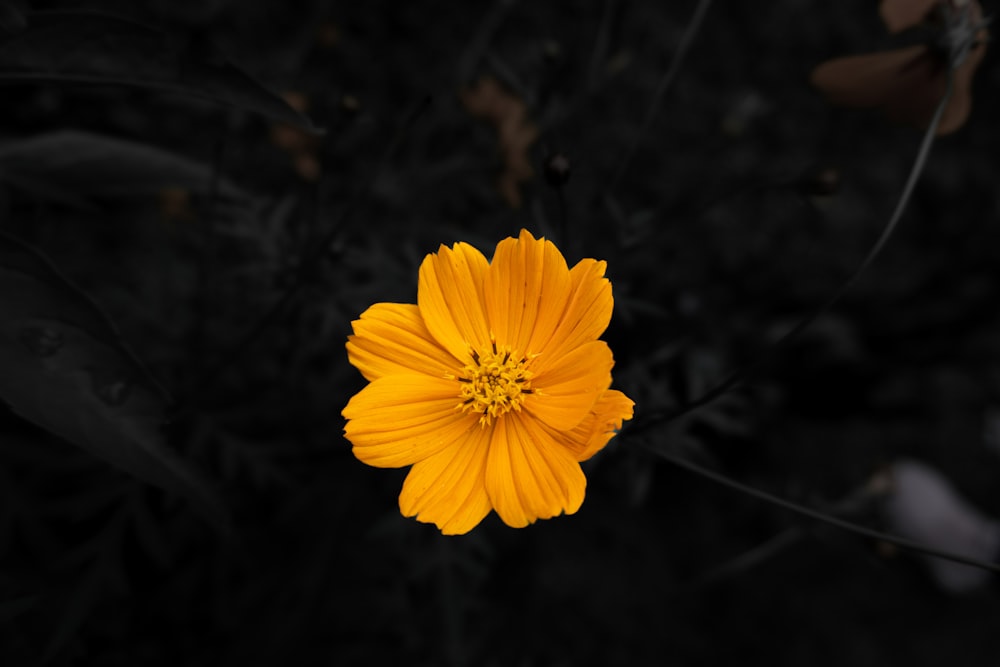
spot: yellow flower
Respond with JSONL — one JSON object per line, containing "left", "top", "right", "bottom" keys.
{"left": 342, "top": 229, "right": 634, "bottom": 534}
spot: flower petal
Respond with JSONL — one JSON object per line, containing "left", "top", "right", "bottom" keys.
{"left": 527, "top": 340, "right": 613, "bottom": 430}
{"left": 485, "top": 229, "right": 572, "bottom": 354}
{"left": 343, "top": 375, "right": 476, "bottom": 468}
{"left": 880, "top": 0, "right": 939, "bottom": 33}
{"left": 346, "top": 303, "right": 460, "bottom": 382}
{"left": 809, "top": 46, "right": 982, "bottom": 135}
{"left": 399, "top": 423, "right": 493, "bottom": 534}
{"left": 485, "top": 412, "right": 586, "bottom": 528}
{"left": 811, "top": 46, "right": 939, "bottom": 111}
{"left": 551, "top": 389, "right": 635, "bottom": 462}
{"left": 534, "top": 257, "right": 613, "bottom": 362}
{"left": 417, "top": 241, "right": 492, "bottom": 361}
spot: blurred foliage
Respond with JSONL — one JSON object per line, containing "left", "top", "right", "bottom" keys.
{"left": 2, "top": 0, "right": 1000, "bottom": 665}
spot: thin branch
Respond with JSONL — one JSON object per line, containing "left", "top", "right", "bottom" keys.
{"left": 685, "top": 527, "right": 804, "bottom": 591}
{"left": 628, "top": 71, "right": 956, "bottom": 436}
{"left": 457, "top": 0, "right": 517, "bottom": 84}
{"left": 587, "top": 0, "right": 618, "bottom": 91}
{"left": 642, "top": 442, "right": 1000, "bottom": 575}
{"left": 438, "top": 536, "right": 467, "bottom": 667}
{"left": 608, "top": 0, "right": 713, "bottom": 193}
{"left": 556, "top": 185, "right": 570, "bottom": 250}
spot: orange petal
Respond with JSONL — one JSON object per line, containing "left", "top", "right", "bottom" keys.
{"left": 399, "top": 422, "right": 493, "bottom": 534}
{"left": 880, "top": 0, "right": 939, "bottom": 33}
{"left": 555, "top": 389, "right": 636, "bottom": 462}
{"left": 484, "top": 229, "right": 572, "bottom": 355}
{"left": 346, "top": 303, "right": 460, "bottom": 382}
{"left": 527, "top": 340, "right": 613, "bottom": 430}
{"left": 534, "top": 257, "right": 614, "bottom": 362}
{"left": 417, "top": 241, "right": 492, "bottom": 361}
{"left": 343, "top": 375, "right": 477, "bottom": 468}
{"left": 484, "top": 412, "right": 586, "bottom": 528}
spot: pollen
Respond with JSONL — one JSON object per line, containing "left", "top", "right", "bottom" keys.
{"left": 456, "top": 342, "right": 534, "bottom": 426}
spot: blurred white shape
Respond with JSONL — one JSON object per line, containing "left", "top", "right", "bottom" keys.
{"left": 884, "top": 459, "right": 1000, "bottom": 594}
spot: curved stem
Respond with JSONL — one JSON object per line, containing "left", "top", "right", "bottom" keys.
{"left": 684, "top": 527, "right": 804, "bottom": 591}
{"left": 628, "top": 70, "right": 956, "bottom": 436}
{"left": 609, "top": 0, "right": 713, "bottom": 193}
{"left": 437, "top": 535, "right": 466, "bottom": 667}
{"left": 642, "top": 442, "right": 1000, "bottom": 575}
{"left": 556, "top": 185, "right": 570, "bottom": 252}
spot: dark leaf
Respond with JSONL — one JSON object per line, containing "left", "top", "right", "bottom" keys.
{"left": 0, "top": 129, "right": 250, "bottom": 201}
{"left": 0, "top": 0, "right": 27, "bottom": 35}
{"left": 0, "top": 594, "right": 37, "bottom": 623}
{"left": 0, "top": 10, "right": 318, "bottom": 130}
{"left": 0, "top": 231, "right": 228, "bottom": 527}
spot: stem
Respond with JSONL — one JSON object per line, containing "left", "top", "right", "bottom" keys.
{"left": 556, "top": 185, "right": 570, "bottom": 252}
{"left": 628, "top": 71, "right": 956, "bottom": 436}
{"left": 588, "top": 0, "right": 618, "bottom": 91}
{"left": 684, "top": 527, "right": 804, "bottom": 591}
{"left": 643, "top": 442, "right": 1000, "bottom": 575}
{"left": 609, "top": 0, "right": 713, "bottom": 193}
{"left": 438, "top": 536, "right": 466, "bottom": 667}
{"left": 457, "top": 0, "right": 517, "bottom": 84}
{"left": 189, "top": 133, "right": 227, "bottom": 371}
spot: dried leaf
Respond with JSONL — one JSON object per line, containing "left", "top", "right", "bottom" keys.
{"left": 812, "top": 0, "right": 987, "bottom": 135}
{"left": 460, "top": 76, "right": 538, "bottom": 208}
{"left": 880, "top": 0, "right": 940, "bottom": 33}
{"left": 270, "top": 92, "right": 322, "bottom": 182}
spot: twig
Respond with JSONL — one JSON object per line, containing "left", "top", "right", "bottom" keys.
{"left": 643, "top": 443, "right": 1000, "bottom": 575}
{"left": 588, "top": 0, "right": 618, "bottom": 91}
{"left": 556, "top": 185, "right": 570, "bottom": 250}
{"left": 457, "top": 0, "right": 517, "bottom": 84}
{"left": 627, "top": 71, "right": 956, "bottom": 436}
{"left": 608, "top": 0, "right": 713, "bottom": 193}
{"left": 685, "top": 527, "right": 804, "bottom": 590}
{"left": 438, "top": 536, "right": 466, "bottom": 667}
{"left": 189, "top": 132, "right": 227, "bottom": 371}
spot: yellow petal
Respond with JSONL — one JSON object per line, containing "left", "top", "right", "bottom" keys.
{"left": 417, "top": 241, "right": 492, "bottom": 361}
{"left": 485, "top": 412, "right": 586, "bottom": 528}
{"left": 346, "top": 303, "right": 460, "bottom": 381}
{"left": 527, "top": 340, "right": 613, "bottom": 430}
{"left": 343, "top": 375, "right": 477, "bottom": 468}
{"left": 399, "top": 423, "right": 493, "bottom": 534}
{"left": 485, "top": 229, "right": 572, "bottom": 354}
{"left": 534, "top": 258, "right": 613, "bottom": 362}
{"left": 553, "top": 389, "right": 635, "bottom": 462}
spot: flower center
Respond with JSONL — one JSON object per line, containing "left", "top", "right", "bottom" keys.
{"left": 457, "top": 342, "right": 533, "bottom": 426}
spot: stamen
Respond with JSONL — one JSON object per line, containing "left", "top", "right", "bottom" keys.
{"left": 455, "top": 343, "right": 535, "bottom": 426}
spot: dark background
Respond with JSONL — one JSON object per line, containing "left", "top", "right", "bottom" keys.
{"left": 2, "top": 0, "right": 1000, "bottom": 664}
